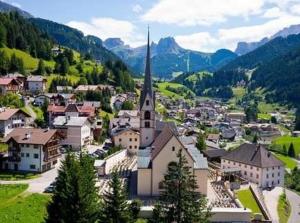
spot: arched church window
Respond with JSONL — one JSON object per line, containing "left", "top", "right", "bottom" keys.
{"left": 146, "top": 100, "right": 149, "bottom": 106}
{"left": 144, "top": 111, "right": 151, "bottom": 120}
{"left": 145, "top": 121, "right": 150, "bottom": 128}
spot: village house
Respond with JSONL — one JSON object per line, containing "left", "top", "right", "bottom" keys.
{"left": 56, "top": 86, "right": 73, "bottom": 93}
{"left": 3, "top": 128, "right": 61, "bottom": 172}
{"left": 137, "top": 32, "right": 208, "bottom": 196}
{"left": 225, "top": 112, "right": 246, "bottom": 124}
{"left": 47, "top": 103, "right": 95, "bottom": 125}
{"left": 75, "top": 84, "right": 115, "bottom": 95}
{"left": 113, "top": 94, "right": 128, "bottom": 110}
{"left": 0, "top": 78, "right": 22, "bottom": 95}
{"left": 5, "top": 73, "right": 26, "bottom": 90}
{"left": 112, "top": 128, "right": 140, "bottom": 154}
{"left": 34, "top": 93, "right": 76, "bottom": 107}
{"left": 117, "top": 110, "right": 139, "bottom": 119}
{"left": 0, "top": 108, "right": 32, "bottom": 137}
{"left": 53, "top": 115, "right": 93, "bottom": 150}
{"left": 221, "top": 143, "right": 285, "bottom": 188}
{"left": 26, "top": 75, "right": 47, "bottom": 93}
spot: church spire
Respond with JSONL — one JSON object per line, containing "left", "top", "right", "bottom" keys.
{"left": 140, "top": 27, "right": 153, "bottom": 109}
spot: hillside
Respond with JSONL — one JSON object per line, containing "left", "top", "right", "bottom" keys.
{"left": 29, "top": 18, "right": 119, "bottom": 63}
{"left": 222, "top": 34, "right": 300, "bottom": 71}
{"left": 104, "top": 37, "right": 237, "bottom": 78}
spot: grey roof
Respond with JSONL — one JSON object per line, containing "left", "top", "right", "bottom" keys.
{"left": 222, "top": 143, "right": 284, "bottom": 168}
{"left": 53, "top": 116, "right": 90, "bottom": 127}
{"left": 186, "top": 145, "right": 208, "bottom": 169}
{"left": 202, "top": 148, "right": 228, "bottom": 158}
{"left": 94, "top": 160, "right": 105, "bottom": 167}
{"left": 27, "top": 75, "right": 45, "bottom": 82}
{"left": 137, "top": 148, "right": 151, "bottom": 168}
{"left": 179, "top": 136, "right": 197, "bottom": 146}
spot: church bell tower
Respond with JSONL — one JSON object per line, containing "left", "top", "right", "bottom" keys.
{"left": 140, "top": 28, "right": 156, "bottom": 148}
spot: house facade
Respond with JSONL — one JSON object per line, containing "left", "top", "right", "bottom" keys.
{"left": 26, "top": 75, "right": 47, "bottom": 93}
{"left": 3, "top": 128, "right": 61, "bottom": 172}
{"left": 0, "top": 78, "right": 22, "bottom": 95}
{"left": 221, "top": 143, "right": 285, "bottom": 188}
{"left": 0, "top": 108, "right": 32, "bottom": 137}
{"left": 112, "top": 128, "right": 140, "bottom": 154}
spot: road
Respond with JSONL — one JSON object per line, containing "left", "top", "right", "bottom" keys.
{"left": 286, "top": 189, "right": 300, "bottom": 223}
{"left": 0, "top": 157, "right": 62, "bottom": 193}
{"left": 263, "top": 186, "right": 283, "bottom": 223}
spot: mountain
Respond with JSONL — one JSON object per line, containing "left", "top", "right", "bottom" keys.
{"left": 29, "top": 18, "right": 119, "bottom": 62}
{"left": 223, "top": 34, "right": 300, "bottom": 71}
{"left": 104, "top": 36, "right": 237, "bottom": 78}
{"left": 235, "top": 24, "right": 300, "bottom": 55}
{"left": 0, "top": 1, "right": 32, "bottom": 18}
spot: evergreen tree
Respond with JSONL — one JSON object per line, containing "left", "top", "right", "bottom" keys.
{"left": 102, "top": 170, "right": 130, "bottom": 223}
{"left": 78, "top": 76, "right": 88, "bottom": 85}
{"left": 60, "top": 57, "right": 70, "bottom": 75}
{"left": 9, "top": 53, "right": 19, "bottom": 73}
{"left": 288, "top": 143, "right": 296, "bottom": 158}
{"left": 46, "top": 153, "right": 100, "bottom": 223}
{"left": 283, "top": 145, "right": 287, "bottom": 156}
{"left": 36, "top": 59, "right": 46, "bottom": 75}
{"left": 0, "top": 50, "right": 10, "bottom": 74}
{"left": 252, "top": 134, "right": 258, "bottom": 144}
{"left": 153, "top": 149, "right": 211, "bottom": 223}
{"left": 196, "top": 132, "right": 206, "bottom": 152}
{"left": 129, "top": 199, "right": 142, "bottom": 223}
{"left": 46, "top": 153, "right": 81, "bottom": 223}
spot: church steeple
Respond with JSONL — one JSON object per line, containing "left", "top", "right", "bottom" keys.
{"left": 140, "top": 27, "right": 156, "bottom": 148}
{"left": 140, "top": 27, "right": 154, "bottom": 109}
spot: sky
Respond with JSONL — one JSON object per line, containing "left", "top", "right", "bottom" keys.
{"left": 3, "top": 0, "right": 300, "bottom": 52}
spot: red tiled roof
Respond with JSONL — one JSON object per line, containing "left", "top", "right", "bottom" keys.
{"left": 0, "top": 78, "right": 18, "bottom": 86}
{"left": 0, "top": 108, "right": 31, "bottom": 121}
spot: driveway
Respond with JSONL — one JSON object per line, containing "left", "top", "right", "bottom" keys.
{"left": 286, "top": 189, "right": 300, "bottom": 223}
{"left": 0, "top": 157, "right": 63, "bottom": 193}
{"left": 263, "top": 186, "right": 283, "bottom": 223}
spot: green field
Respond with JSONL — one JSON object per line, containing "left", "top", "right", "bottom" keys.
{"left": 236, "top": 189, "right": 263, "bottom": 216}
{"left": 156, "top": 82, "right": 194, "bottom": 99}
{"left": 273, "top": 136, "right": 300, "bottom": 156}
{"left": 46, "top": 74, "right": 81, "bottom": 89}
{"left": 0, "top": 184, "right": 49, "bottom": 223}
{"left": 277, "top": 194, "right": 291, "bottom": 223}
{"left": 232, "top": 87, "right": 246, "bottom": 99}
{"left": 274, "top": 153, "right": 298, "bottom": 170}
{"left": 0, "top": 171, "right": 40, "bottom": 181}
{"left": 0, "top": 47, "right": 54, "bottom": 70}
{"left": 258, "top": 113, "right": 272, "bottom": 120}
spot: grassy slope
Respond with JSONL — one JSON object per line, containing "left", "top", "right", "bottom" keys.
{"left": 156, "top": 82, "right": 193, "bottom": 99}
{"left": 0, "top": 47, "right": 54, "bottom": 70}
{"left": 0, "top": 184, "right": 49, "bottom": 223}
{"left": 236, "top": 189, "right": 262, "bottom": 215}
{"left": 273, "top": 136, "right": 300, "bottom": 156}
{"left": 277, "top": 194, "right": 291, "bottom": 223}
{"left": 274, "top": 153, "right": 297, "bottom": 170}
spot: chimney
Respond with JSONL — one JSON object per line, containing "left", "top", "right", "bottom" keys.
{"left": 25, "top": 133, "right": 31, "bottom": 139}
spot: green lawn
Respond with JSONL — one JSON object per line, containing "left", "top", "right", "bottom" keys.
{"left": 277, "top": 193, "right": 291, "bottom": 223}
{"left": 258, "top": 113, "right": 272, "bottom": 121}
{"left": 46, "top": 74, "right": 81, "bottom": 89}
{"left": 0, "top": 171, "right": 40, "bottom": 181}
{"left": 0, "top": 184, "right": 28, "bottom": 204}
{"left": 156, "top": 82, "right": 194, "bottom": 99}
{"left": 99, "top": 110, "right": 114, "bottom": 120}
{"left": 0, "top": 184, "right": 50, "bottom": 223}
{"left": 274, "top": 153, "right": 298, "bottom": 170}
{"left": 0, "top": 47, "right": 54, "bottom": 70}
{"left": 273, "top": 136, "right": 300, "bottom": 156}
{"left": 236, "top": 189, "right": 263, "bottom": 216}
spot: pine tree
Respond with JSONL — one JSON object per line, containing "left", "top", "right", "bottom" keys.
{"left": 196, "top": 132, "right": 206, "bottom": 152}
{"left": 102, "top": 170, "right": 130, "bottom": 223}
{"left": 9, "top": 53, "right": 19, "bottom": 73}
{"left": 283, "top": 145, "right": 287, "bottom": 156}
{"left": 0, "top": 50, "right": 10, "bottom": 74}
{"left": 60, "top": 57, "right": 69, "bottom": 75}
{"left": 153, "top": 149, "right": 211, "bottom": 223}
{"left": 288, "top": 143, "right": 296, "bottom": 158}
{"left": 36, "top": 59, "right": 46, "bottom": 75}
{"left": 46, "top": 153, "right": 81, "bottom": 223}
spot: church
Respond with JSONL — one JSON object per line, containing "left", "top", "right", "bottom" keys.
{"left": 137, "top": 31, "right": 208, "bottom": 196}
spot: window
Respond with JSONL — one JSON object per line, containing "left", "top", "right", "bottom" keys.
{"left": 30, "top": 165, "right": 36, "bottom": 169}
{"left": 244, "top": 171, "right": 247, "bottom": 176}
{"left": 272, "top": 173, "right": 274, "bottom": 177}
{"left": 172, "top": 146, "right": 175, "bottom": 151}
{"left": 233, "top": 162, "right": 236, "bottom": 165}
{"left": 145, "top": 122, "right": 150, "bottom": 128}
{"left": 244, "top": 164, "right": 247, "bottom": 168}
{"left": 272, "top": 167, "right": 274, "bottom": 170}
{"left": 134, "top": 146, "right": 137, "bottom": 149}
{"left": 278, "top": 180, "right": 280, "bottom": 184}
{"left": 278, "top": 166, "right": 280, "bottom": 170}
{"left": 129, "top": 146, "right": 132, "bottom": 149}
{"left": 278, "top": 172, "right": 280, "bottom": 176}
{"left": 26, "top": 144, "right": 29, "bottom": 148}
{"left": 21, "top": 153, "right": 24, "bottom": 157}
{"left": 135, "top": 138, "right": 137, "bottom": 142}
{"left": 257, "top": 167, "right": 259, "bottom": 171}
{"left": 250, "top": 173, "right": 253, "bottom": 177}
{"left": 266, "top": 174, "right": 269, "bottom": 179}
{"left": 146, "top": 100, "right": 149, "bottom": 106}
{"left": 34, "top": 145, "right": 39, "bottom": 149}
{"left": 129, "top": 138, "right": 132, "bottom": 142}
{"left": 119, "top": 138, "right": 122, "bottom": 142}
{"left": 256, "top": 174, "right": 259, "bottom": 179}
{"left": 34, "top": 154, "right": 39, "bottom": 159}
{"left": 144, "top": 111, "right": 151, "bottom": 120}
{"left": 26, "top": 153, "right": 29, "bottom": 157}
{"left": 250, "top": 166, "right": 253, "bottom": 170}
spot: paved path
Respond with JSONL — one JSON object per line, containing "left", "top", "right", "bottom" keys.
{"left": 286, "top": 189, "right": 300, "bottom": 223}
{"left": 263, "top": 186, "right": 283, "bottom": 223}
{"left": 0, "top": 157, "right": 62, "bottom": 193}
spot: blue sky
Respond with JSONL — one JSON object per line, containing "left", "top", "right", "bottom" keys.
{"left": 4, "top": 0, "right": 300, "bottom": 52}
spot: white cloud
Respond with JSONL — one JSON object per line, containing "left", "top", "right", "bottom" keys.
{"left": 175, "top": 14, "right": 300, "bottom": 52}
{"left": 290, "top": 4, "right": 300, "bottom": 15}
{"left": 132, "top": 4, "right": 143, "bottom": 13}
{"left": 262, "top": 7, "right": 282, "bottom": 18}
{"left": 67, "top": 18, "right": 145, "bottom": 47}
{"left": 142, "top": 0, "right": 264, "bottom": 26}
